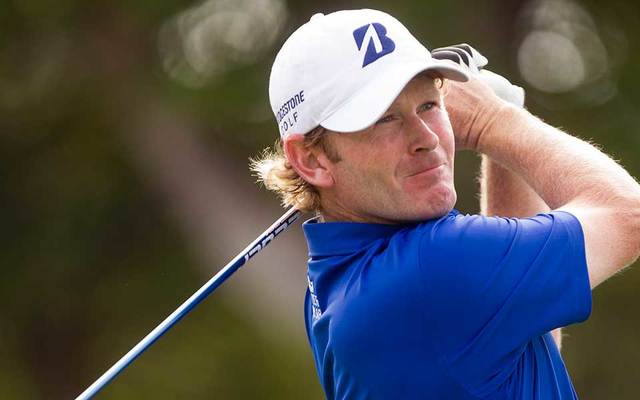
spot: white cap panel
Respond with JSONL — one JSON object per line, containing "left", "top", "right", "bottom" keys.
{"left": 269, "top": 9, "right": 468, "bottom": 138}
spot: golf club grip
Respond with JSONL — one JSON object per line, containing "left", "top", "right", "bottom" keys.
{"left": 75, "top": 208, "right": 302, "bottom": 400}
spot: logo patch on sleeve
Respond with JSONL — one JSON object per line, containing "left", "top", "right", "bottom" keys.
{"left": 307, "top": 275, "right": 322, "bottom": 321}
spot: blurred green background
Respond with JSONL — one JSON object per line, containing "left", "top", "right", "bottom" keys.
{"left": 1, "top": 0, "right": 639, "bottom": 398}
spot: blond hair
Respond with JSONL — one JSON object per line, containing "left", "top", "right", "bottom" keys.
{"left": 250, "top": 127, "right": 338, "bottom": 213}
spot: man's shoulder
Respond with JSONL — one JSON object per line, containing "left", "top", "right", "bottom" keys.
{"left": 413, "top": 209, "right": 581, "bottom": 240}
{"left": 404, "top": 210, "right": 584, "bottom": 270}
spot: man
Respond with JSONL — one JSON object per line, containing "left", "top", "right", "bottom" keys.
{"left": 253, "top": 9, "right": 640, "bottom": 399}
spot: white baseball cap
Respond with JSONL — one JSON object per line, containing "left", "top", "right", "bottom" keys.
{"left": 269, "top": 9, "right": 468, "bottom": 138}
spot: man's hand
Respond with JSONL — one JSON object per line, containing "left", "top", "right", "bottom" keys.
{"left": 441, "top": 70, "right": 503, "bottom": 151}
{"left": 432, "top": 44, "right": 523, "bottom": 150}
{"left": 432, "top": 44, "right": 525, "bottom": 107}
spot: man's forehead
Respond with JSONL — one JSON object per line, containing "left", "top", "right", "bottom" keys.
{"left": 387, "top": 73, "right": 442, "bottom": 106}
{"left": 407, "top": 72, "right": 442, "bottom": 92}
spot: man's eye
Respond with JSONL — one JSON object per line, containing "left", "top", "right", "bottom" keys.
{"left": 375, "top": 114, "right": 395, "bottom": 124}
{"left": 419, "top": 102, "right": 436, "bottom": 112}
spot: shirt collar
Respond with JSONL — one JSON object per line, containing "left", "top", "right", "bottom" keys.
{"left": 302, "top": 217, "right": 411, "bottom": 257}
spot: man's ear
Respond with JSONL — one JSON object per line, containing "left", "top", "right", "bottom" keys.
{"left": 283, "top": 134, "right": 335, "bottom": 188}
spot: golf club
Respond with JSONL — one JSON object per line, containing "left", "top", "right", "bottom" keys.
{"left": 75, "top": 207, "right": 302, "bottom": 400}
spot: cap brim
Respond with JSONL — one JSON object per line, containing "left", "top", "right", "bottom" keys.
{"left": 321, "top": 60, "right": 468, "bottom": 133}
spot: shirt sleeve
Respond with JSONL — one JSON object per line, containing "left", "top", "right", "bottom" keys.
{"left": 416, "top": 211, "right": 591, "bottom": 392}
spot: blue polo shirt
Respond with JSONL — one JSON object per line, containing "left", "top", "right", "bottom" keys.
{"left": 303, "top": 210, "right": 591, "bottom": 400}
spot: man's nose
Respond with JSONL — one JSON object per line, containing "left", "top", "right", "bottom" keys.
{"left": 407, "top": 115, "right": 439, "bottom": 153}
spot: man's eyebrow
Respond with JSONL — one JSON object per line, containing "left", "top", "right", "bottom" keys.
{"left": 418, "top": 90, "right": 440, "bottom": 102}
{"left": 383, "top": 102, "right": 401, "bottom": 114}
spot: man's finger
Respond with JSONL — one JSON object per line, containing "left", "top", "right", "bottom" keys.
{"left": 451, "top": 44, "right": 488, "bottom": 69}
{"left": 431, "top": 49, "right": 469, "bottom": 67}
{"left": 432, "top": 43, "right": 487, "bottom": 72}
{"left": 432, "top": 47, "right": 477, "bottom": 71}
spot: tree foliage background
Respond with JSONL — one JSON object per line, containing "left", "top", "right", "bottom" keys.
{"left": 1, "top": 0, "right": 639, "bottom": 398}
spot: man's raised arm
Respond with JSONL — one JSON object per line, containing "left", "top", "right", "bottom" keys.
{"left": 448, "top": 76, "right": 640, "bottom": 290}
{"left": 478, "top": 156, "right": 567, "bottom": 347}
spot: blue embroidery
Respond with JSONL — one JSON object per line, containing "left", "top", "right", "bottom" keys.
{"left": 353, "top": 23, "right": 396, "bottom": 67}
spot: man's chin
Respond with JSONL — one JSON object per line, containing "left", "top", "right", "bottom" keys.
{"left": 416, "top": 188, "right": 457, "bottom": 221}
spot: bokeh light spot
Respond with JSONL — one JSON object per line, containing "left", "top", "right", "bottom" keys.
{"left": 518, "top": 30, "right": 585, "bottom": 93}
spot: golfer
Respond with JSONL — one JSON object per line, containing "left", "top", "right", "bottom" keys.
{"left": 254, "top": 9, "right": 640, "bottom": 399}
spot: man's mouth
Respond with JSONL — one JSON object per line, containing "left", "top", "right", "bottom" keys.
{"left": 406, "top": 162, "right": 445, "bottom": 178}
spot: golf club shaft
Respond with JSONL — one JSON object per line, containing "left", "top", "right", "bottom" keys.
{"left": 75, "top": 208, "right": 302, "bottom": 400}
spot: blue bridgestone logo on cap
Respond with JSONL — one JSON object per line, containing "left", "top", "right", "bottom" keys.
{"left": 353, "top": 23, "right": 396, "bottom": 67}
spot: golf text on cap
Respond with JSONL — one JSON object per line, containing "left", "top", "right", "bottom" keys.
{"left": 276, "top": 90, "right": 305, "bottom": 134}
{"left": 353, "top": 22, "right": 396, "bottom": 67}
